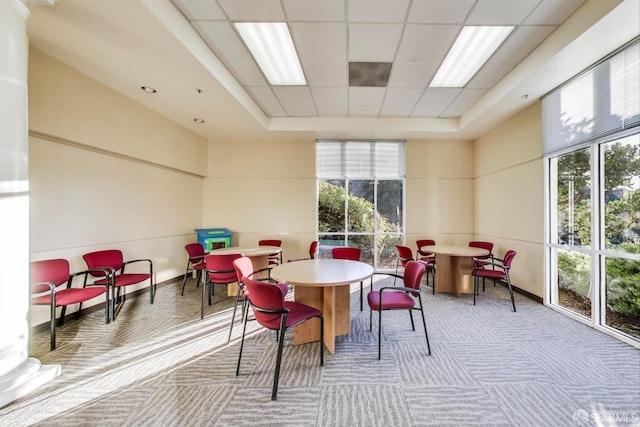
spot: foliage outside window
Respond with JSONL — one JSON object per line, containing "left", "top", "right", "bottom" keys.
{"left": 545, "top": 39, "right": 640, "bottom": 343}
{"left": 316, "top": 141, "right": 405, "bottom": 269}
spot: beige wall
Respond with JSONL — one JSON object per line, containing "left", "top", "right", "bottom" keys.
{"left": 473, "top": 102, "right": 544, "bottom": 297}
{"left": 28, "top": 48, "right": 208, "bottom": 325}
{"left": 406, "top": 139, "right": 475, "bottom": 247}
{"left": 203, "top": 138, "right": 317, "bottom": 261}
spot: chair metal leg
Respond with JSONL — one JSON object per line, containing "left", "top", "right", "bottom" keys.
{"left": 408, "top": 309, "right": 415, "bottom": 331}
{"left": 318, "top": 315, "right": 324, "bottom": 366}
{"left": 236, "top": 303, "right": 250, "bottom": 376}
{"left": 377, "top": 308, "right": 382, "bottom": 360}
{"left": 506, "top": 273, "right": 517, "bottom": 312}
{"left": 201, "top": 274, "right": 206, "bottom": 320}
{"left": 272, "top": 316, "right": 288, "bottom": 401}
{"left": 359, "top": 281, "right": 363, "bottom": 311}
{"left": 228, "top": 293, "right": 243, "bottom": 343}
{"left": 417, "top": 296, "right": 431, "bottom": 356}
{"left": 50, "top": 296, "right": 56, "bottom": 351}
{"left": 181, "top": 264, "right": 190, "bottom": 296}
{"left": 473, "top": 275, "right": 477, "bottom": 306}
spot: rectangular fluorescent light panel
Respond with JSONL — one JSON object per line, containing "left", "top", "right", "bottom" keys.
{"left": 235, "top": 22, "right": 306, "bottom": 86}
{"left": 430, "top": 26, "right": 514, "bottom": 88}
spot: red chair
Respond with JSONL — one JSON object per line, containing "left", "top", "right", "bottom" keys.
{"left": 415, "top": 240, "right": 436, "bottom": 292}
{"left": 367, "top": 260, "right": 431, "bottom": 360}
{"left": 31, "top": 259, "right": 111, "bottom": 350}
{"left": 468, "top": 241, "right": 494, "bottom": 291}
{"left": 396, "top": 244, "right": 435, "bottom": 293}
{"left": 201, "top": 253, "right": 242, "bottom": 319}
{"left": 287, "top": 241, "right": 318, "bottom": 262}
{"left": 83, "top": 249, "right": 154, "bottom": 321}
{"left": 472, "top": 250, "right": 517, "bottom": 312}
{"left": 236, "top": 276, "right": 324, "bottom": 400}
{"left": 181, "top": 243, "right": 207, "bottom": 296}
{"left": 258, "top": 239, "right": 282, "bottom": 265}
{"left": 331, "top": 246, "right": 365, "bottom": 310}
{"left": 416, "top": 239, "right": 436, "bottom": 263}
{"left": 229, "top": 256, "right": 288, "bottom": 343}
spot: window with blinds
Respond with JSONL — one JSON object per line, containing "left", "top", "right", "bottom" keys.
{"left": 542, "top": 38, "right": 639, "bottom": 155}
{"left": 315, "top": 140, "right": 406, "bottom": 269}
{"left": 316, "top": 140, "right": 406, "bottom": 179}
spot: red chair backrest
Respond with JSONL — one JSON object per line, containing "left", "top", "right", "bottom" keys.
{"left": 83, "top": 250, "right": 124, "bottom": 276}
{"left": 309, "top": 241, "right": 318, "bottom": 259}
{"left": 259, "top": 239, "right": 282, "bottom": 247}
{"left": 469, "top": 241, "right": 494, "bottom": 254}
{"left": 503, "top": 250, "right": 517, "bottom": 268}
{"left": 396, "top": 245, "right": 414, "bottom": 261}
{"left": 31, "top": 259, "right": 70, "bottom": 292}
{"left": 205, "top": 253, "right": 242, "bottom": 283}
{"left": 243, "top": 276, "right": 285, "bottom": 330}
{"left": 185, "top": 243, "right": 206, "bottom": 264}
{"left": 332, "top": 247, "right": 361, "bottom": 261}
{"left": 403, "top": 261, "right": 426, "bottom": 293}
{"left": 232, "top": 257, "right": 253, "bottom": 282}
{"left": 416, "top": 239, "right": 435, "bottom": 256}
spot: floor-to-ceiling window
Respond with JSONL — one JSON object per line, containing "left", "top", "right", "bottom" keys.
{"left": 544, "top": 39, "right": 640, "bottom": 345}
{"left": 316, "top": 140, "right": 405, "bottom": 269}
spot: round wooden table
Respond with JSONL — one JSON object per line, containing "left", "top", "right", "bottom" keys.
{"left": 210, "top": 246, "right": 281, "bottom": 295}
{"left": 271, "top": 259, "right": 374, "bottom": 353}
{"left": 420, "top": 245, "right": 489, "bottom": 297}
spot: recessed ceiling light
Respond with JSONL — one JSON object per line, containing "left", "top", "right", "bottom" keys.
{"left": 193, "top": 118, "right": 205, "bottom": 124}
{"left": 234, "top": 22, "right": 306, "bottom": 86}
{"left": 141, "top": 86, "right": 156, "bottom": 93}
{"left": 430, "top": 26, "right": 514, "bottom": 88}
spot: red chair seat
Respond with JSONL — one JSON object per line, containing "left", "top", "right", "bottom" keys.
{"left": 95, "top": 273, "right": 151, "bottom": 287}
{"left": 473, "top": 269, "right": 505, "bottom": 279}
{"left": 32, "top": 287, "right": 106, "bottom": 306}
{"left": 367, "top": 290, "right": 416, "bottom": 310}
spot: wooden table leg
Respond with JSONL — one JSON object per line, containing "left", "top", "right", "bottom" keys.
{"left": 435, "top": 254, "right": 475, "bottom": 297}
{"left": 293, "top": 284, "right": 351, "bottom": 354}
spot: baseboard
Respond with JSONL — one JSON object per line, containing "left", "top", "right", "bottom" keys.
{"left": 498, "top": 280, "right": 543, "bottom": 304}
{"left": 30, "top": 276, "right": 184, "bottom": 335}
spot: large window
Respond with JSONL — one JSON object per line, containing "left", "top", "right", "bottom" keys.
{"left": 316, "top": 141, "right": 405, "bottom": 269}
{"left": 544, "top": 39, "right": 640, "bottom": 345}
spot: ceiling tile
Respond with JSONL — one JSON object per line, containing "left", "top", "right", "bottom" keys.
{"left": 172, "top": 0, "right": 226, "bottom": 20}
{"left": 303, "top": 60, "right": 348, "bottom": 86}
{"left": 273, "top": 87, "right": 317, "bottom": 117}
{"left": 349, "top": 87, "right": 386, "bottom": 116}
{"left": 525, "top": 0, "right": 587, "bottom": 25}
{"left": 312, "top": 87, "right": 348, "bottom": 116}
{"left": 387, "top": 62, "right": 440, "bottom": 88}
{"left": 441, "top": 88, "right": 487, "bottom": 116}
{"left": 407, "top": 0, "right": 476, "bottom": 24}
{"left": 291, "top": 23, "right": 347, "bottom": 63}
{"left": 348, "top": 0, "right": 411, "bottom": 23}
{"left": 192, "top": 21, "right": 267, "bottom": 86}
{"left": 246, "top": 86, "right": 287, "bottom": 116}
{"left": 283, "top": 0, "right": 346, "bottom": 22}
{"left": 348, "top": 24, "right": 404, "bottom": 62}
{"left": 396, "top": 24, "right": 460, "bottom": 63}
{"left": 490, "top": 25, "right": 555, "bottom": 64}
{"left": 466, "top": 61, "right": 514, "bottom": 89}
{"left": 466, "top": 0, "right": 542, "bottom": 25}
{"left": 381, "top": 88, "right": 424, "bottom": 116}
{"left": 412, "top": 88, "right": 462, "bottom": 117}
{"left": 217, "top": 0, "right": 285, "bottom": 21}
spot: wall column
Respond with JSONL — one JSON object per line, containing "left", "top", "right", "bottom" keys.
{"left": 0, "top": 0, "right": 60, "bottom": 408}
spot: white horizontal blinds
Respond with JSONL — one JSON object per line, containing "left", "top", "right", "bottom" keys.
{"left": 542, "top": 40, "right": 640, "bottom": 155}
{"left": 316, "top": 141, "right": 405, "bottom": 178}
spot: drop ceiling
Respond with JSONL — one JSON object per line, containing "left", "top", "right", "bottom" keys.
{"left": 25, "top": 0, "right": 638, "bottom": 141}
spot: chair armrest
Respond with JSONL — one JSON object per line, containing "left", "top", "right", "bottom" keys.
{"left": 123, "top": 258, "right": 153, "bottom": 267}
{"left": 71, "top": 267, "right": 114, "bottom": 288}
{"left": 31, "top": 281, "right": 56, "bottom": 297}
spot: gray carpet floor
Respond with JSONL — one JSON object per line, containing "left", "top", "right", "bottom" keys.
{"left": 2, "top": 274, "right": 639, "bottom": 426}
